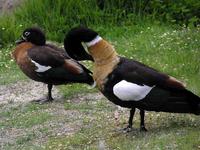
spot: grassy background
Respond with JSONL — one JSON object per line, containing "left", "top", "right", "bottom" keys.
{"left": 0, "top": 0, "right": 200, "bottom": 149}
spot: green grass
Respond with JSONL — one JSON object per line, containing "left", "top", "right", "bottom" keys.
{"left": 1, "top": 96, "right": 200, "bottom": 149}
{"left": 45, "top": 100, "right": 200, "bottom": 150}
{"left": 0, "top": 67, "right": 27, "bottom": 85}
{"left": 0, "top": 22, "right": 200, "bottom": 149}
{"left": 59, "top": 83, "right": 97, "bottom": 99}
{"left": 0, "top": 44, "right": 28, "bottom": 84}
{"left": 0, "top": 103, "right": 51, "bottom": 128}
{"left": 0, "top": 0, "right": 144, "bottom": 46}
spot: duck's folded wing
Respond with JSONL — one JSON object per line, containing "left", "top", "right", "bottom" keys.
{"left": 27, "top": 46, "right": 83, "bottom": 74}
{"left": 117, "top": 59, "right": 185, "bottom": 90}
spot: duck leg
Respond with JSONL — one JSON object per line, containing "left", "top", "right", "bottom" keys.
{"left": 123, "top": 108, "right": 135, "bottom": 132}
{"left": 123, "top": 108, "right": 147, "bottom": 132}
{"left": 139, "top": 109, "right": 147, "bottom": 131}
{"left": 32, "top": 84, "right": 54, "bottom": 104}
{"left": 47, "top": 84, "right": 54, "bottom": 101}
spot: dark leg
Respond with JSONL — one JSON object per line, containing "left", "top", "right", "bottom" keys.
{"left": 47, "top": 84, "right": 54, "bottom": 101}
{"left": 140, "top": 109, "right": 147, "bottom": 131}
{"left": 123, "top": 108, "right": 135, "bottom": 132}
{"left": 32, "top": 84, "right": 54, "bottom": 104}
{"left": 128, "top": 108, "right": 135, "bottom": 128}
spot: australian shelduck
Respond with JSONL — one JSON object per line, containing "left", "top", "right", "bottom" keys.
{"left": 12, "top": 27, "right": 94, "bottom": 103}
{"left": 64, "top": 26, "right": 200, "bottom": 131}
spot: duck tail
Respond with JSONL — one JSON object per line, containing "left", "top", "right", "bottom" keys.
{"left": 159, "top": 88, "right": 200, "bottom": 115}
{"left": 186, "top": 90, "right": 200, "bottom": 115}
{"left": 76, "top": 60, "right": 94, "bottom": 86}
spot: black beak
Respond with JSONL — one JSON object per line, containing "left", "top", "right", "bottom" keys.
{"left": 15, "top": 37, "right": 26, "bottom": 45}
{"left": 84, "top": 54, "right": 94, "bottom": 61}
{"left": 64, "top": 41, "right": 94, "bottom": 61}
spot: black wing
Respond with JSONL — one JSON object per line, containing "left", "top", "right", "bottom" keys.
{"left": 45, "top": 43, "right": 70, "bottom": 58}
{"left": 28, "top": 46, "right": 87, "bottom": 75}
{"left": 27, "top": 46, "right": 65, "bottom": 67}
{"left": 116, "top": 57, "right": 185, "bottom": 90}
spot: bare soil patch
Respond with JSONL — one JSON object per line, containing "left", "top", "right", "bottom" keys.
{"left": 0, "top": 80, "right": 62, "bottom": 104}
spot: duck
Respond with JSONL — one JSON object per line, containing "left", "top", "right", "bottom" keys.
{"left": 12, "top": 27, "right": 94, "bottom": 103}
{"left": 64, "top": 26, "right": 200, "bottom": 131}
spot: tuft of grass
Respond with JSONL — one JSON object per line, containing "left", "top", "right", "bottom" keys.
{"left": 0, "top": 0, "right": 155, "bottom": 47}
{"left": 0, "top": 0, "right": 101, "bottom": 46}
{"left": 0, "top": 16, "right": 23, "bottom": 47}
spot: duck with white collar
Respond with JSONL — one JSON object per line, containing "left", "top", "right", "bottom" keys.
{"left": 64, "top": 26, "right": 200, "bottom": 131}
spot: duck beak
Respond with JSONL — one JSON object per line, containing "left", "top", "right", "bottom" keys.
{"left": 86, "top": 54, "right": 94, "bottom": 61}
{"left": 15, "top": 38, "right": 25, "bottom": 45}
{"left": 15, "top": 36, "right": 27, "bottom": 45}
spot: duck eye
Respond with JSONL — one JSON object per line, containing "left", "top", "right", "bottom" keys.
{"left": 24, "top": 31, "right": 30, "bottom": 36}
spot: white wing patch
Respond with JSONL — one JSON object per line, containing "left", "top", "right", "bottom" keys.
{"left": 113, "top": 80, "right": 155, "bottom": 101}
{"left": 31, "top": 59, "right": 51, "bottom": 72}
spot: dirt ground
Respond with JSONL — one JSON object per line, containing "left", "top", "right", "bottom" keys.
{"left": 0, "top": 80, "right": 62, "bottom": 104}
{"left": 0, "top": 79, "right": 108, "bottom": 149}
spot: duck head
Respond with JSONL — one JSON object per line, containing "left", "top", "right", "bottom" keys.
{"left": 64, "top": 26, "right": 95, "bottom": 61}
{"left": 16, "top": 27, "right": 46, "bottom": 46}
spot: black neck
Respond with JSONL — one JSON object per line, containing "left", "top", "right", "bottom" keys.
{"left": 64, "top": 26, "right": 98, "bottom": 61}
